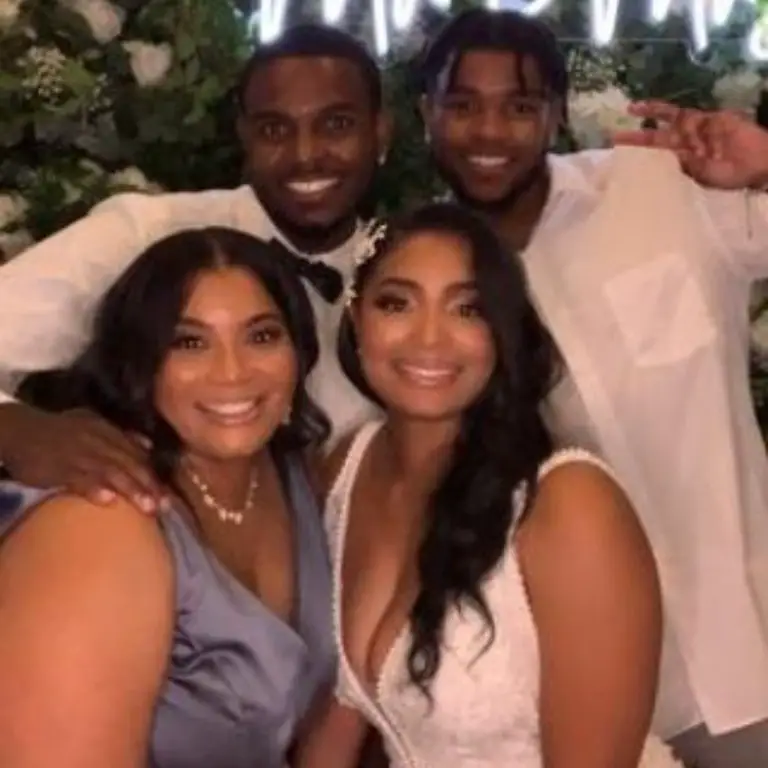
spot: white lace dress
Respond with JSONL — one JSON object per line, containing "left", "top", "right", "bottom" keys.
{"left": 325, "top": 421, "right": 681, "bottom": 768}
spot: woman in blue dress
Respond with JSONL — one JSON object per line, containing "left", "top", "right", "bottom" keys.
{"left": 0, "top": 227, "right": 335, "bottom": 768}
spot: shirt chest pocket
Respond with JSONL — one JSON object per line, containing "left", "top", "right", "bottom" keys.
{"left": 603, "top": 252, "right": 717, "bottom": 368}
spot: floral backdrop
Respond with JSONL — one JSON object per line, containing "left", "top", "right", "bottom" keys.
{"left": 2, "top": 0, "right": 768, "bottom": 428}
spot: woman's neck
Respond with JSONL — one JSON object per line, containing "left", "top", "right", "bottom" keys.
{"left": 179, "top": 452, "right": 263, "bottom": 511}
{"left": 379, "top": 417, "right": 460, "bottom": 493}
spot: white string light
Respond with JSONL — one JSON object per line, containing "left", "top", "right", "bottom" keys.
{"left": 648, "top": 0, "right": 676, "bottom": 22}
{"left": 515, "top": 0, "right": 557, "bottom": 14}
{"left": 254, "top": 0, "right": 768, "bottom": 61}
{"left": 748, "top": 4, "right": 768, "bottom": 58}
{"left": 258, "top": 0, "right": 289, "bottom": 43}
{"left": 392, "top": 0, "right": 418, "bottom": 29}
{"left": 372, "top": 0, "right": 389, "bottom": 55}
{"left": 589, "top": 0, "right": 621, "bottom": 45}
{"left": 322, "top": 0, "right": 349, "bottom": 25}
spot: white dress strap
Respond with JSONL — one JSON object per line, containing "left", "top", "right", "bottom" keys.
{"left": 326, "top": 420, "right": 383, "bottom": 513}
{"left": 511, "top": 447, "right": 623, "bottom": 537}
{"left": 537, "top": 446, "right": 620, "bottom": 486}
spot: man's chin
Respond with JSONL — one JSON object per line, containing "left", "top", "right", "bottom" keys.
{"left": 258, "top": 196, "right": 352, "bottom": 240}
{"left": 433, "top": 152, "right": 548, "bottom": 214}
{"left": 451, "top": 183, "right": 521, "bottom": 214}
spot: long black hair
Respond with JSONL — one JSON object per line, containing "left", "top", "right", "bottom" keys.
{"left": 338, "top": 202, "right": 559, "bottom": 696}
{"left": 18, "top": 227, "right": 329, "bottom": 486}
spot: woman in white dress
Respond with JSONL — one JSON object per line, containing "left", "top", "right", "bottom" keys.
{"left": 296, "top": 202, "right": 679, "bottom": 768}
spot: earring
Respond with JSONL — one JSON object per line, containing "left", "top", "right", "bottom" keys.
{"left": 281, "top": 409, "right": 291, "bottom": 425}
{"left": 378, "top": 153, "right": 387, "bottom": 166}
{"left": 424, "top": 129, "right": 431, "bottom": 145}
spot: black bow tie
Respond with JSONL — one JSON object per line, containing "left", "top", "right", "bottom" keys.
{"left": 270, "top": 240, "right": 344, "bottom": 303}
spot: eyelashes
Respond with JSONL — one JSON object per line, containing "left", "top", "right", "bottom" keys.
{"left": 169, "top": 324, "right": 286, "bottom": 351}
{"left": 370, "top": 292, "right": 483, "bottom": 319}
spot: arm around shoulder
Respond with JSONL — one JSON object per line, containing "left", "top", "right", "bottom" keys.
{"left": 517, "top": 460, "right": 662, "bottom": 768}
{"left": 0, "top": 188, "right": 245, "bottom": 400}
{"left": 0, "top": 493, "right": 174, "bottom": 768}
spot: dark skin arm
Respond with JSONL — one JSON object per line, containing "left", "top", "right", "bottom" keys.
{"left": 0, "top": 493, "right": 174, "bottom": 767}
{"left": 0, "top": 369, "right": 166, "bottom": 511}
{"left": 518, "top": 462, "right": 662, "bottom": 768}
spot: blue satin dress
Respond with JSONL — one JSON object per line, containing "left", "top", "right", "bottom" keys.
{"left": 0, "top": 451, "right": 335, "bottom": 768}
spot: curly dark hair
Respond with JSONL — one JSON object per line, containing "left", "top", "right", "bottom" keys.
{"left": 337, "top": 202, "right": 560, "bottom": 697}
{"left": 17, "top": 227, "right": 330, "bottom": 486}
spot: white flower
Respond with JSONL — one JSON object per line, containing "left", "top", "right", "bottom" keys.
{"left": 61, "top": 181, "right": 83, "bottom": 205}
{"left": 122, "top": 41, "right": 172, "bottom": 87}
{"left": 78, "top": 158, "right": 104, "bottom": 177}
{"left": 569, "top": 86, "right": 640, "bottom": 148}
{"left": 567, "top": 48, "right": 625, "bottom": 93}
{"left": 713, "top": 69, "right": 764, "bottom": 114}
{"left": 343, "top": 220, "right": 388, "bottom": 306}
{"left": 20, "top": 45, "right": 67, "bottom": 103}
{"left": 110, "top": 166, "right": 150, "bottom": 191}
{"left": 0, "top": 0, "right": 22, "bottom": 29}
{"left": 0, "top": 193, "right": 27, "bottom": 229}
{"left": 60, "top": 0, "right": 124, "bottom": 43}
{"left": 0, "top": 229, "right": 33, "bottom": 261}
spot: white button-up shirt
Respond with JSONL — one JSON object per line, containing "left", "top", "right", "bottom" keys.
{"left": 0, "top": 186, "right": 379, "bottom": 445}
{"left": 1, "top": 149, "right": 767, "bottom": 738}
{"left": 530, "top": 147, "right": 768, "bottom": 738}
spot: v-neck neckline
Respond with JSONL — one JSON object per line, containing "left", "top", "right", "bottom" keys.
{"left": 169, "top": 449, "right": 308, "bottom": 647}
{"left": 332, "top": 421, "right": 409, "bottom": 701}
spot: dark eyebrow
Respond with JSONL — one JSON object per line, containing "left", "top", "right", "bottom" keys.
{"left": 176, "top": 311, "right": 284, "bottom": 329}
{"left": 320, "top": 101, "right": 358, "bottom": 113}
{"left": 245, "top": 101, "right": 358, "bottom": 122}
{"left": 375, "top": 277, "right": 477, "bottom": 295}
{"left": 242, "top": 109, "right": 286, "bottom": 121}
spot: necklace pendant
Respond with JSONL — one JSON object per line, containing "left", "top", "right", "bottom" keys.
{"left": 186, "top": 464, "right": 257, "bottom": 526}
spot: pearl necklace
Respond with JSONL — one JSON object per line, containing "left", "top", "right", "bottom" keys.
{"left": 185, "top": 465, "right": 259, "bottom": 525}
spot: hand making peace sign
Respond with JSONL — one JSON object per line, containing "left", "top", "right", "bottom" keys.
{"left": 613, "top": 100, "right": 768, "bottom": 190}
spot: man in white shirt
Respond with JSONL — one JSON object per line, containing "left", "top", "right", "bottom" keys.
{"left": 0, "top": 24, "right": 388, "bottom": 511}
{"left": 417, "top": 8, "right": 768, "bottom": 767}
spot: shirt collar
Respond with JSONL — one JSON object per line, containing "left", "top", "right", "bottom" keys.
{"left": 546, "top": 152, "right": 599, "bottom": 202}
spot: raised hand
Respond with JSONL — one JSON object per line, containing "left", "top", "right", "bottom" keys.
{"left": 0, "top": 403, "right": 165, "bottom": 512}
{"left": 612, "top": 100, "right": 768, "bottom": 190}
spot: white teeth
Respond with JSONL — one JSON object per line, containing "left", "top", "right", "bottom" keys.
{"left": 204, "top": 401, "right": 256, "bottom": 416}
{"left": 468, "top": 156, "right": 507, "bottom": 168}
{"left": 287, "top": 179, "right": 337, "bottom": 195}
{"left": 399, "top": 365, "right": 455, "bottom": 384}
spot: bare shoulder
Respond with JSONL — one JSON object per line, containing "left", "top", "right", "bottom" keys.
{"left": 531, "top": 458, "right": 639, "bottom": 528}
{"left": 1, "top": 492, "right": 171, "bottom": 587}
{"left": 518, "top": 457, "right": 656, "bottom": 578}
{"left": 0, "top": 496, "right": 174, "bottom": 766}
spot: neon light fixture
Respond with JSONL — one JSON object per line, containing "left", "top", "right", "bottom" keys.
{"left": 253, "top": 0, "right": 768, "bottom": 61}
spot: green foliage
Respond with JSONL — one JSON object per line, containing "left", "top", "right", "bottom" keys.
{"left": 0, "top": 0, "right": 249, "bottom": 246}
{"left": 373, "top": 57, "right": 444, "bottom": 214}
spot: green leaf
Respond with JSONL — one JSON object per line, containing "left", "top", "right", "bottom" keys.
{"left": 60, "top": 59, "right": 97, "bottom": 97}
{"left": 184, "top": 56, "right": 200, "bottom": 84}
{"left": 176, "top": 32, "right": 196, "bottom": 61}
